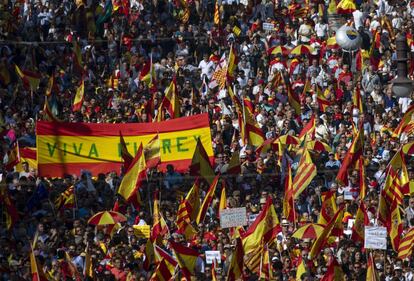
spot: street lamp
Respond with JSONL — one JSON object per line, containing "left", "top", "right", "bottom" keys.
{"left": 392, "top": 32, "right": 413, "bottom": 97}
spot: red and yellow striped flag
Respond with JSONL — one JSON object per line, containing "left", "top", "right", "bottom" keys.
{"left": 218, "top": 182, "right": 227, "bottom": 217}
{"left": 394, "top": 104, "right": 414, "bottom": 138}
{"left": 259, "top": 244, "right": 272, "bottom": 280}
{"left": 30, "top": 248, "right": 48, "bottom": 281}
{"left": 0, "top": 184, "right": 19, "bottom": 231}
{"left": 150, "top": 248, "right": 178, "bottom": 281}
{"left": 310, "top": 207, "right": 344, "bottom": 259}
{"left": 214, "top": 1, "right": 220, "bottom": 25}
{"left": 45, "top": 74, "right": 57, "bottom": 97}
{"left": 241, "top": 197, "right": 280, "bottom": 254}
{"left": 384, "top": 149, "right": 409, "bottom": 203}
{"left": 227, "top": 238, "right": 244, "bottom": 281}
{"left": 357, "top": 156, "right": 367, "bottom": 199}
{"left": 398, "top": 227, "right": 414, "bottom": 260}
{"left": 196, "top": 175, "right": 220, "bottom": 224}
{"left": 72, "top": 79, "right": 85, "bottom": 111}
{"left": 292, "top": 146, "right": 317, "bottom": 199}
{"left": 15, "top": 65, "right": 41, "bottom": 91}
{"left": 170, "top": 241, "right": 199, "bottom": 280}
{"left": 389, "top": 199, "right": 403, "bottom": 252}
{"left": 119, "top": 131, "right": 134, "bottom": 170}
{"left": 227, "top": 45, "right": 237, "bottom": 81}
{"left": 117, "top": 144, "right": 147, "bottom": 202}
{"left": 227, "top": 150, "right": 241, "bottom": 174}
{"left": 242, "top": 101, "right": 265, "bottom": 147}
{"left": 298, "top": 115, "right": 316, "bottom": 140}
{"left": 84, "top": 245, "right": 94, "bottom": 279}
{"left": 351, "top": 201, "right": 369, "bottom": 243}
{"left": 321, "top": 257, "right": 344, "bottom": 281}
{"left": 212, "top": 259, "right": 218, "bottom": 281}
{"left": 282, "top": 163, "right": 295, "bottom": 222}
{"left": 336, "top": 124, "right": 364, "bottom": 185}
{"left": 157, "top": 78, "right": 180, "bottom": 121}
{"left": 151, "top": 192, "right": 169, "bottom": 244}
{"left": 189, "top": 138, "right": 214, "bottom": 184}
{"left": 366, "top": 252, "right": 379, "bottom": 281}
{"left": 72, "top": 40, "right": 83, "bottom": 74}
{"left": 54, "top": 185, "right": 75, "bottom": 211}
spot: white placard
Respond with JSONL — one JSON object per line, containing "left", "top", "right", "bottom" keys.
{"left": 220, "top": 207, "right": 247, "bottom": 228}
{"left": 347, "top": 219, "right": 355, "bottom": 230}
{"left": 343, "top": 187, "right": 353, "bottom": 200}
{"left": 364, "top": 226, "right": 387, "bottom": 250}
{"left": 263, "top": 23, "right": 275, "bottom": 31}
{"left": 205, "top": 251, "right": 221, "bottom": 264}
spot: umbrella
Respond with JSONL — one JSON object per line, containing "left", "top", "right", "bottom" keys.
{"left": 306, "top": 140, "right": 332, "bottom": 152}
{"left": 268, "top": 45, "right": 289, "bottom": 56}
{"left": 292, "top": 223, "right": 324, "bottom": 240}
{"left": 290, "top": 44, "right": 314, "bottom": 56}
{"left": 337, "top": 0, "right": 356, "bottom": 14}
{"left": 88, "top": 211, "right": 127, "bottom": 225}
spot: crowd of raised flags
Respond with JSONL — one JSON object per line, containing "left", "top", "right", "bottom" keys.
{"left": 3, "top": 0, "right": 414, "bottom": 280}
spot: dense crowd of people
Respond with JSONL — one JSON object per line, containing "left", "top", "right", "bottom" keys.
{"left": 2, "top": 0, "right": 414, "bottom": 280}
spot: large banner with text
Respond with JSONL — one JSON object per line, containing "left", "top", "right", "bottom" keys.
{"left": 36, "top": 114, "right": 213, "bottom": 177}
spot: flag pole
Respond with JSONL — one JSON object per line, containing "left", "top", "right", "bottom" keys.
{"left": 73, "top": 185, "right": 78, "bottom": 220}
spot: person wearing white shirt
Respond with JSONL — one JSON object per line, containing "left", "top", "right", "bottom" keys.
{"left": 314, "top": 18, "right": 328, "bottom": 39}
{"left": 352, "top": 9, "right": 365, "bottom": 30}
{"left": 198, "top": 54, "right": 214, "bottom": 79}
{"left": 399, "top": 97, "right": 412, "bottom": 114}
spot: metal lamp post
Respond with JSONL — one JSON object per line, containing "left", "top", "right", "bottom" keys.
{"left": 392, "top": 32, "right": 413, "bottom": 97}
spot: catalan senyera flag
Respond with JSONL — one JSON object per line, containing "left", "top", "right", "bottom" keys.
{"left": 282, "top": 164, "right": 295, "bottom": 222}
{"left": 72, "top": 79, "right": 85, "bottom": 111}
{"left": 384, "top": 149, "right": 408, "bottom": 203}
{"left": 351, "top": 201, "right": 369, "bottom": 244}
{"left": 321, "top": 257, "right": 344, "bottom": 281}
{"left": 15, "top": 65, "right": 41, "bottom": 92}
{"left": 117, "top": 144, "right": 147, "bottom": 202}
{"left": 241, "top": 197, "right": 281, "bottom": 254}
{"left": 227, "top": 150, "right": 241, "bottom": 174}
{"left": 170, "top": 241, "right": 199, "bottom": 280}
{"left": 0, "top": 185, "right": 19, "bottom": 231}
{"left": 177, "top": 197, "right": 192, "bottom": 233}
{"left": 227, "top": 238, "right": 244, "bottom": 281}
{"left": 366, "top": 252, "right": 379, "bottom": 281}
{"left": 54, "top": 185, "right": 75, "bottom": 211}
{"left": 292, "top": 146, "right": 317, "bottom": 199}
{"left": 227, "top": 45, "right": 237, "bottom": 81}
{"left": 309, "top": 206, "right": 344, "bottom": 259}
{"left": 30, "top": 249, "right": 48, "bottom": 281}
{"left": 298, "top": 115, "right": 316, "bottom": 140}
{"left": 120, "top": 131, "right": 134, "bottom": 170}
{"left": 144, "top": 134, "right": 161, "bottom": 170}
{"left": 36, "top": 114, "right": 213, "bottom": 177}
{"left": 184, "top": 179, "right": 200, "bottom": 221}
{"left": 15, "top": 147, "right": 37, "bottom": 173}
{"left": 336, "top": 124, "right": 364, "bottom": 185}
{"left": 389, "top": 199, "right": 403, "bottom": 252}
{"left": 398, "top": 227, "right": 414, "bottom": 260}
{"left": 177, "top": 215, "right": 197, "bottom": 240}
{"left": 151, "top": 192, "right": 169, "bottom": 244}
{"left": 189, "top": 137, "right": 215, "bottom": 184}
{"left": 393, "top": 104, "right": 414, "bottom": 138}
{"left": 317, "top": 191, "right": 337, "bottom": 226}
{"left": 43, "top": 96, "right": 61, "bottom": 122}
{"left": 244, "top": 243, "right": 262, "bottom": 273}
{"left": 196, "top": 175, "right": 220, "bottom": 224}
{"left": 157, "top": 78, "right": 180, "bottom": 121}
{"left": 242, "top": 101, "right": 265, "bottom": 147}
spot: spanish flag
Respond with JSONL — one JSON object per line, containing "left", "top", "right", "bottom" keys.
{"left": 43, "top": 96, "right": 61, "bottom": 122}
{"left": 151, "top": 192, "right": 169, "bottom": 244}
{"left": 321, "top": 257, "right": 344, "bottom": 281}
{"left": 298, "top": 115, "right": 316, "bottom": 140}
{"left": 336, "top": 124, "right": 364, "bottom": 185}
{"left": 5, "top": 141, "right": 20, "bottom": 170}
{"left": 287, "top": 84, "right": 301, "bottom": 115}
{"left": 389, "top": 199, "right": 402, "bottom": 252}
{"left": 184, "top": 179, "right": 200, "bottom": 221}
{"left": 15, "top": 147, "right": 37, "bottom": 173}
{"left": 292, "top": 146, "right": 317, "bottom": 199}
{"left": 227, "top": 150, "right": 241, "bottom": 174}
{"left": 353, "top": 84, "right": 363, "bottom": 113}
{"left": 170, "top": 241, "right": 199, "bottom": 280}
{"left": 310, "top": 206, "right": 344, "bottom": 259}
{"left": 30, "top": 248, "right": 48, "bottom": 281}
{"left": 139, "top": 57, "right": 156, "bottom": 91}
{"left": 227, "top": 238, "right": 244, "bottom": 281}
{"left": 54, "top": 185, "right": 75, "bottom": 211}
{"left": 317, "top": 191, "right": 337, "bottom": 225}
{"left": 72, "top": 79, "right": 85, "bottom": 111}
{"left": 337, "top": 0, "right": 356, "bottom": 14}
{"left": 177, "top": 215, "right": 197, "bottom": 240}
{"left": 241, "top": 197, "right": 280, "bottom": 254}
{"left": 15, "top": 65, "right": 41, "bottom": 91}
{"left": 242, "top": 100, "right": 265, "bottom": 147}
{"left": 151, "top": 245, "right": 178, "bottom": 281}
{"left": 196, "top": 175, "right": 220, "bottom": 224}
{"left": 393, "top": 104, "right": 414, "bottom": 138}
{"left": 296, "top": 256, "right": 307, "bottom": 280}
{"left": 117, "top": 143, "right": 147, "bottom": 202}
{"left": 398, "top": 227, "right": 414, "bottom": 260}
{"left": 84, "top": 245, "right": 94, "bottom": 279}
{"left": 119, "top": 131, "right": 134, "bottom": 170}
{"left": 157, "top": 78, "right": 180, "bottom": 121}
{"left": 282, "top": 163, "right": 295, "bottom": 222}
{"left": 0, "top": 185, "right": 19, "bottom": 231}
{"left": 259, "top": 244, "right": 272, "bottom": 280}
{"left": 143, "top": 239, "right": 154, "bottom": 270}
{"left": 351, "top": 201, "right": 368, "bottom": 244}
{"left": 218, "top": 182, "right": 227, "bottom": 217}
{"left": 45, "top": 74, "right": 58, "bottom": 97}
{"left": 189, "top": 138, "right": 214, "bottom": 184}
{"left": 144, "top": 134, "right": 161, "bottom": 170}
{"left": 227, "top": 44, "right": 237, "bottom": 81}
{"left": 72, "top": 40, "right": 83, "bottom": 74}
{"left": 366, "top": 252, "right": 380, "bottom": 281}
